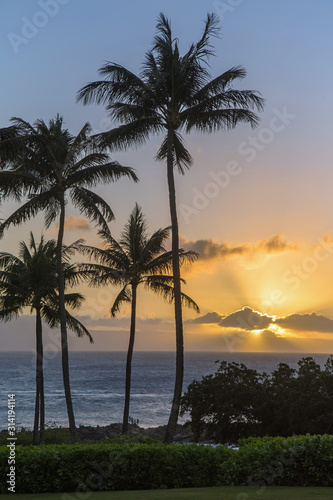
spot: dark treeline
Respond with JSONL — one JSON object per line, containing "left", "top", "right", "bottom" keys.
{"left": 181, "top": 356, "right": 333, "bottom": 443}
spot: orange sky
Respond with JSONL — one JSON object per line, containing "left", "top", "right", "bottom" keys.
{"left": 2, "top": 222, "right": 333, "bottom": 352}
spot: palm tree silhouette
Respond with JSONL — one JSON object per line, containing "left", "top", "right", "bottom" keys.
{"left": 0, "top": 115, "right": 138, "bottom": 442}
{"left": 0, "top": 232, "right": 92, "bottom": 444}
{"left": 77, "top": 12, "right": 264, "bottom": 441}
{"left": 78, "top": 204, "right": 199, "bottom": 434}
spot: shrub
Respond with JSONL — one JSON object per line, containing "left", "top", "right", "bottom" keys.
{"left": 181, "top": 356, "right": 333, "bottom": 441}
{"left": 1, "top": 435, "right": 332, "bottom": 494}
{"left": 0, "top": 440, "right": 233, "bottom": 494}
{"left": 224, "top": 434, "right": 333, "bottom": 487}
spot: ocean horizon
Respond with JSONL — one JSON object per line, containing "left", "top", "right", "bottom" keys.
{"left": 1, "top": 351, "right": 331, "bottom": 431}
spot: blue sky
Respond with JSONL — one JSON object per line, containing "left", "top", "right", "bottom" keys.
{"left": 1, "top": 0, "right": 332, "bottom": 237}
{"left": 1, "top": 0, "right": 333, "bottom": 351}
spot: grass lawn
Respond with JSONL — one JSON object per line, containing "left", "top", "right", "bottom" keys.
{"left": 2, "top": 488, "right": 333, "bottom": 500}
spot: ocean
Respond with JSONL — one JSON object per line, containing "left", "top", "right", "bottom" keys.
{"left": 0, "top": 351, "right": 331, "bottom": 431}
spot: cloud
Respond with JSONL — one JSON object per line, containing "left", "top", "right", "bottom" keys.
{"left": 64, "top": 215, "right": 90, "bottom": 231}
{"left": 188, "top": 312, "right": 223, "bottom": 324}
{"left": 179, "top": 234, "right": 298, "bottom": 262}
{"left": 260, "top": 329, "right": 280, "bottom": 339}
{"left": 189, "top": 306, "right": 333, "bottom": 336}
{"left": 78, "top": 315, "right": 163, "bottom": 330}
{"left": 275, "top": 312, "right": 333, "bottom": 333}
{"left": 219, "top": 307, "right": 274, "bottom": 331}
{"left": 189, "top": 307, "right": 274, "bottom": 330}
{"left": 48, "top": 215, "right": 91, "bottom": 235}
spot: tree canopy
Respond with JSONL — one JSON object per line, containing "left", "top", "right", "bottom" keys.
{"left": 181, "top": 357, "right": 333, "bottom": 443}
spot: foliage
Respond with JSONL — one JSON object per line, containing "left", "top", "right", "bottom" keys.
{"left": 0, "top": 441, "right": 232, "bottom": 493}
{"left": 1, "top": 435, "right": 333, "bottom": 493}
{"left": 225, "top": 434, "right": 333, "bottom": 487}
{"left": 78, "top": 203, "right": 199, "bottom": 316}
{"left": 0, "top": 114, "right": 138, "bottom": 442}
{"left": 181, "top": 356, "right": 333, "bottom": 442}
{"left": 0, "top": 115, "right": 138, "bottom": 236}
{"left": 0, "top": 233, "right": 90, "bottom": 339}
{"left": 77, "top": 13, "right": 264, "bottom": 170}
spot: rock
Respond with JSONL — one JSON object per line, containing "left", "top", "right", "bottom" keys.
{"left": 76, "top": 422, "right": 197, "bottom": 443}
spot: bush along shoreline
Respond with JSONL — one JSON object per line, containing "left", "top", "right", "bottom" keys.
{"left": 0, "top": 422, "right": 197, "bottom": 446}
{"left": 181, "top": 356, "right": 333, "bottom": 442}
{"left": 1, "top": 434, "right": 333, "bottom": 493}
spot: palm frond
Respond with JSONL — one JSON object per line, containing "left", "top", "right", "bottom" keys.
{"left": 0, "top": 304, "right": 24, "bottom": 321}
{"left": 65, "top": 122, "right": 91, "bottom": 165}
{"left": 95, "top": 117, "right": 163, "bottom": 152}
{"left": 0, "top": 189, "right": 57, "bottom": 238}
{"left": 77, "top": 242, "right": 130, "bottom": 270}
{"left": 188, "top": 67, "right": 247, "bottom": 104}
{"left": 120, "top": 203, "right": 147, "bottom": 260}
{"left": 156, "top": 131, "right": 193, "bottom": 174}
{"left": 42, "top": 304, "right": 94, "bottom": 343}
{"left": 139, "top": 226, "right": 171, "bottom": 267}
{"left": 70, "top": 186, "right": 114, "bottom": 231}
{"left": 0, "top": 169, "right": 42, "bottom": 201}
{"left": 65, "top": 312, "right": 94, "bottom": 343}
{"left": 77, "top": 64, "right": 149, "bottom": 105}
{"left": 0, "top": 252, "right": 23, "bottom": 269}
{"left": 79, "top": 262, "right": 128, "bottom": 287}
{"left": 67, "top": 160, "right": 138, "bottom": 187}
{"left": 110, "top": 285, "right": 131, "bottom": 317}
{"left": 186, "top": 108, "right": 262, "bottom": 133}
{"left": 144, "top": 279, "right": 200, "bottom": 312}
{"left": 192, "top": 12, "right": 220, "bottom": 61}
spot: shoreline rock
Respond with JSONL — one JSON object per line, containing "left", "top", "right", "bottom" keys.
{"left": 76, "top": 422, "right": 196, "bottom": 443}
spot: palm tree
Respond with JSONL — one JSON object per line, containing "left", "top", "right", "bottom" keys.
{"left": 78, "top": 203, "right": 199, "bottom": 434}
{"left": 77, "top": 12, "right": 264, "bottom": 441}
{"left": 0, "top": 232, "right": 92, "bottom": 444}
{"left": 0, "top": 115, "right": 138, "bottom": 442}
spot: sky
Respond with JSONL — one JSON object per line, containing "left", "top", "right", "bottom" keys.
{"left": 1, "top": 0, "right": 333, "bottom": 353}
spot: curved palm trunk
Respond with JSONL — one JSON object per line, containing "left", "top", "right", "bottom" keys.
{"left": 33, "top": 307, "right": 45, "bottom": 445}
{"left": 57, "top": 195, "right": 77, "bottom": 443}
{"left": 164, "top": 129, "right": 184, "bottom": 444}
{"left": 33, "top": 309, "right": 40, "bottom": 445}
{"left": 33, "top": 386, "right": 40, "bottom": 445}
{"left": 122, "top": 283, "right": 137, "bottom": 434}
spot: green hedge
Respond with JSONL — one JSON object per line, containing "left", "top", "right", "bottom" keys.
{"left": 226, "top": 434, "right": 333, "bottom": 487}
{"left": 0, "top": 439, "right": 232, "bottom": 494}
{"left": 1, "top": 435, "right": 333, "bottom": 494}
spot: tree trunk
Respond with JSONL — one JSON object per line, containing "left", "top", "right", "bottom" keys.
{"left": 38, "top": 308, "right": 45, "bottom": 444}
{"left": 122, "top": 283, "right": 137, "bottom": 434}
{"left": 164, "top": 128, "right": 184, "bottom": 444}
{"left": 33, "top": 307, "right": 45, "bottom": 445}
{"left": 57, "top": 195, "right": 77, "bottom": 443}
{"left": 33, "top": 310, "right": 40, "bottom": 446}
